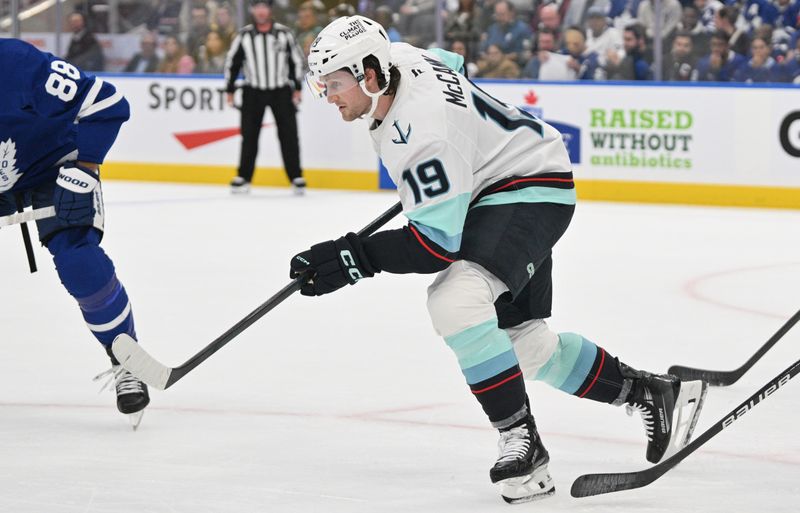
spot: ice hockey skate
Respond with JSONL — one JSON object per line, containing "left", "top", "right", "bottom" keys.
{"left": 230, "top": 176, "right": 251, "bottom": 194}
{"left": 622, "top": 365, "right": 708, "bottom": 463}
{"left": 95, "top": 348, "right": 150, "bottom": 430}
{"left": 292, "top": 177, "right": 306, "bottom": 196}
{"left": 490, "top": 416, "right": 555, "bottom": 504}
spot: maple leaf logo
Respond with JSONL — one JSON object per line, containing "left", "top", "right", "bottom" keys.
{"left": 0, "top": 138, "right": 22, "bottom": 193}
{"left": 524, "top": 90, "right": 538, "bottom": 105}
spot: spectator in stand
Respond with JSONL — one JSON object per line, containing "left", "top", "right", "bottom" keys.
{"left": 744, "top": 0, "right": 800, "bottom": 35}
{"left": 637, "top": 0, "right": 682, "bottom": 42}
{"left": 399, "top": 0, "right": 437, "bottom": 46}
{"left": 450, "top": 39, "right": 479, "bottom": 76}
{"left": 481, "top": 0, "right": 533, "bottom": 64}
{"left": 296, "top": 1, "right": 325, "bottom": 55}
{"left": 375, "top": 6, "right": 403, "bottom": 43}
{"left": 329, "top": 2, "right": 356, "bottom": 20}
{"left": 124, "top": 31, "right": 160, "bottom": 73}
{"left": 65, "top": 11, "right": 105, "bottom": 71}
{"left": 213, "top": 2, "right": 238, "bottom": 45}
{"left": 564, "top": 26, "right": 606, "bottom": 79}
{"left": 733, "top": 36, "right": 780, "bottom": 81}
{"left": 195, "top": 29, "right": 230, "bottom": 73}
{"left": 145, "top": 0, "right": 182, "bottom": 35}
{"left": 585, "top": 7, "right": 624, "bottom": 65}
{"left": 675, "top": 5, "right": 711, "bottom": 59}
{"left": 521, "top": 28, "right": 558, "bottom": 79}
{"left": 714, "top": 6, "right": 750, "bottom": 56}
{"left": 693, "top": 30, "right": 746, "bottom": 80}
{"left": 158, "top": 35, "right": 196, "bottom": 74}
{"left": 610, "top": 0, "right": 643, "bottom": 32}
{"left": 445, "top": 0, "right": 483, "bottom": 62}
{"left": 695, "top": 0, "right": 723, "bottom": 33}
{"left": 537, "top": 4, "right": 563, "bottom": 48}
{"left": 605, "top": 23, "right": 653, "bottom": 80}
{"left": 476, "top": 43, "right": 521, "bottom": 77}
{"left": 776, "top": 35, "right": 800, "bottom": 82}
{"left": 186, "top": 4, "right": 212, "bottom": 61}
{"left": 663, "top": 31, "right": 697, "bottom": 80}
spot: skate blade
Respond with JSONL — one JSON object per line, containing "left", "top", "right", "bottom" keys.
{"left": 663, "top": 379, "right": 708, "bottom": 460}
{"left": 128, "top": 410, "right": 145, "bottom": 431}
{"left": 498, "top": 466, "right": 556, "bottom": 504}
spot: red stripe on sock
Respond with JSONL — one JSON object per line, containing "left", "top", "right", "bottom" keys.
{"left": 409, "top": 225, "right": 455, "bottom": 263}
{"left": 578, "top": 348, "right": 606, "bottom": 398}
{"left": 472, "top": 371, "right": 523, "bottom": 395}
{"left": 491, "top": 177, "right": 574, "bottom": 193}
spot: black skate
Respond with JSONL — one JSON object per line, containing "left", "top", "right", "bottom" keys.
{"left": 490, "top": 416, "right": 555, "bottom": 504}
{"left": 95, "top": 347, "right": 150, "bottom": 430}
{"left": 622, "top": 366, "right": 708, "bottom": 463}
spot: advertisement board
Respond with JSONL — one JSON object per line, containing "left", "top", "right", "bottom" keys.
{"left": 99, "top": 74, "right": 800, "bottom": 208}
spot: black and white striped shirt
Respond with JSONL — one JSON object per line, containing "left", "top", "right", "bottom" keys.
{"left": 224, "top": 23, "right": 304, "bottom": 92}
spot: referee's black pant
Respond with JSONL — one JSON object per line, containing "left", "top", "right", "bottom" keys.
{"left": 237, "top": 86, "right": 302, "bottom": 183}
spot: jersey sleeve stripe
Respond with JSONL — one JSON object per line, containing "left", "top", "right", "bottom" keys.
{"left": 76, "top": 78, "right": 104, "bottom": 119}
{"left": 77, "top": 80, "right": 124, "bottom": 120}
{"left": 409, "top": 224, "right": 455, "bottom": 263}
{"left": 410, "top": 221, "right": 461, "bottom": 253}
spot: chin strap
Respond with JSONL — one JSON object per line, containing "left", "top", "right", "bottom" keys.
{"left": 358, "top": 80, "right": 389, "bottom": 120}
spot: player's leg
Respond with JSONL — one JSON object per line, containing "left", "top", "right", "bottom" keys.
{"left": 427, "top": 260, "right": 554, "bottom": 503}
{"left": 493, "top": 204, "right": 706, "bottom": 463}
{"left": 233, "top": 87, "right": 268, "bottom": 192}
{"left": 32, "top": 179, "right": 149, "bottom": 421}
{"left": 268, "top": 86, "right": 305, "bottom": 194}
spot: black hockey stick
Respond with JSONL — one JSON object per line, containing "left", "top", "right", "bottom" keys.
{"left": 668, "top": 309, "right": 800, "bottom": 386}
{"left": 571, "top": 354, "right": 800, "bottom": 498}
{"left": 112, "top": 201, "right": 403, "bottom": 390}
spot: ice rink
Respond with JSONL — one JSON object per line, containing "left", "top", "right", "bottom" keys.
{"left": 2, "top": 181, "right": 799, "bottom": 513}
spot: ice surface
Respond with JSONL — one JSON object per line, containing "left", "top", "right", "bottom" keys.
{"left": 2, "top": 182, "right": 799, "bottom": 512}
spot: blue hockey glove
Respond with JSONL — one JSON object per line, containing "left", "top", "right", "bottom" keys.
{"left": 53, "top": 163, "right": 99, "bottom": 226}
{"left": 290, "top": 233, "right": 376, "bottom": 296}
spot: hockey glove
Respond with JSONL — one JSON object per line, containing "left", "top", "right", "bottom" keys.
{"left": 53, "top": 163, "right": 99, "bottom": 226}
{"left": 290, "top": 233, "right": 376, "bottom": 296}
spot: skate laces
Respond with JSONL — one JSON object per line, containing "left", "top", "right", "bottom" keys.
{"left": 626, "top": 402, "right": 655, "bottom": 441}
{"left": 496, "top": 425, "right": 531, "bottom": 463}
{"left": 93, "top": 365, "right": 144, "bottom": 395}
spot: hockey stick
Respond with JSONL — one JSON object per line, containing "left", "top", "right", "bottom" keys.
{"left": 571, "top": 355, "right": 800, "bottom": 498}
{"left": 0, "top": 206, "right": 56, "bottom": 228}
{"left": 668, "top": 309, "right": 800, "bottom": 386}
{"left": 112, "top": 201, "right": 403, "bottom": 390}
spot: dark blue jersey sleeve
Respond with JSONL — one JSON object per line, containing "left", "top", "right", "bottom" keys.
{"left": 24, "top": 41, "right": 130, "bottom": 164}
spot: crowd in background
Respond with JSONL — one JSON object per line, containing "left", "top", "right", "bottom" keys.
{"left": 60, "top": 0, "right": 800, "bottom": 82}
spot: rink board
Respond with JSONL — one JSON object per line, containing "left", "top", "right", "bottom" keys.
{"left": 100, "top": 74, "right": 800, "bottom": 208}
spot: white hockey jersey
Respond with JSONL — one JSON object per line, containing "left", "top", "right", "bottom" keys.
{"left": 370, "top": 43, "right": 575, "bottom": 254}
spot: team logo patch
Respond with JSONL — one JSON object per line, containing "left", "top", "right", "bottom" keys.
{"left": 0, "top": 138, "right": 21, "bottom": 193}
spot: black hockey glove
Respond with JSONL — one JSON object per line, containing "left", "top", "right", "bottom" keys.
{"left": 53, "top": 163, "right": 99, "bottom": 226}
{"left": 289, "top": 233, "right": 376, "bottom": 296}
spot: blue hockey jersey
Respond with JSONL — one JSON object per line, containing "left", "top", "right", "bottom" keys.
{"left": 0, "top": 39, "right": 130, "bottom": 193}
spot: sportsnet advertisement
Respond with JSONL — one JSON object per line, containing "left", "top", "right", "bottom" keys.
{"left": 103, "top": 75, "right": 800, "bottom": 207}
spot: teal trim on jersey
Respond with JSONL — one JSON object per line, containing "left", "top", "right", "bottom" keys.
{"left": 445, "top": 317, "right": 516, "bottom": 371}
{"left": 411, "top": 221, "right": 462, "bottom": 252}
{"left": 472, "top": 187, "right": 577, "bottom": 208}
{"left": 462, "top": 349, "right": 519, "bottom": 385}
{"left": 426, "top": 48, "right": 466, "bottom": 74}
{"left": 534, "top": 332, "right": 597, "bottom": 394}
{"left": 406, "top": 193, "right": 471, "bottom": 236}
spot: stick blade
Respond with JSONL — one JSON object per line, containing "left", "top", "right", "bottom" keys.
{"left": 668, "top": 365, "right": 738, "bottom": 386}
{"left": 570, "top": 469, "right": 658, "bottom": 498}
{"left": 112, "top": 334, "right": 172, "bottom": 391}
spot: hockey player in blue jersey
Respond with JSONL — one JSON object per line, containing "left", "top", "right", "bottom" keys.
{"left": 0, "top": 39, "right": 149, "bottom": 427}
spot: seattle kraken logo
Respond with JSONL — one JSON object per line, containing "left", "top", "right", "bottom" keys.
{"left": 391, "top": 121, "right": 411, "bottom": 144}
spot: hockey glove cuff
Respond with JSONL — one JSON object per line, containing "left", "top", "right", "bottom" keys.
{"left": 53, "top": 163, "right": 99, "bottom": 226}
{"left": 290, "top": 233, "right": 376, "bottom": 296}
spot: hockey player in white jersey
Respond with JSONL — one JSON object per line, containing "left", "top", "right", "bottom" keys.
{"left": 290, "top": 16, "right": 707, "bottom": 503}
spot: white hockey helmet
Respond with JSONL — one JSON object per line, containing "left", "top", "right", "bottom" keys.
{"left": 306, "top": 15, "right": 392, "bottom": 114}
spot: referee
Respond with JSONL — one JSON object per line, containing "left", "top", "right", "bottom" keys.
{"left": 225, "top": 0, "right": 305, "bottom": 195}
